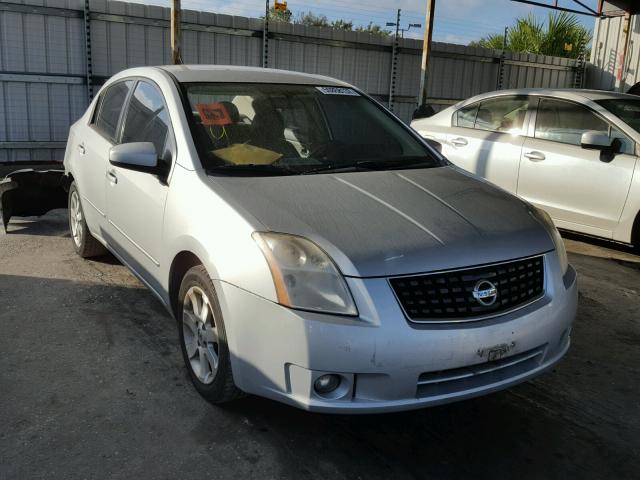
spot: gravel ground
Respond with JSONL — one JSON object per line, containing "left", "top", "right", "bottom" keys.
{"left": 1, "top": 210, "right": 639, "bottom": 479}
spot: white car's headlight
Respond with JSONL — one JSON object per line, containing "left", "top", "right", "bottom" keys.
{"left": 253, "top": 232, "right": 358, "bottom": 316}
{"left": 530, "top": 207, "right": 569, "bottom": 275}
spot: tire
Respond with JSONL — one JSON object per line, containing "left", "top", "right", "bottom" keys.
{"left": 177, "top": 265, "right": 242, "bottom": 403}
{"left": 68, "top": 182, "right": 107, "bottom": 258}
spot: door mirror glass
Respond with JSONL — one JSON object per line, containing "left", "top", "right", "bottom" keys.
{"left": 580, "top": 131, "right": 612, "bottom": 150}
{"left": 109, "top": 142, "right": 158, "bottom": 171}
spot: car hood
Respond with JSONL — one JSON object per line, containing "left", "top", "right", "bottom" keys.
{"left": 207, "top": 166, "right": 554, "bottom": 277}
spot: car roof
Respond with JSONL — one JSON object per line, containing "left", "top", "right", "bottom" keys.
{"left": 157, "top": 64, "right": 351, "bottom": 86}
{"left": 461, "top": 88, "right": 639, "bottom": 104}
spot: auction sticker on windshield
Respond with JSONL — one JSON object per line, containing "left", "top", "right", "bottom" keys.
{"left": 316, "top": 86, "right": 360, "bottom": 96}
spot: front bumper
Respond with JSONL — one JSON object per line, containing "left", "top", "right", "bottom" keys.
{"left": 217, "top": 254, "right": 577, "bottom": 414}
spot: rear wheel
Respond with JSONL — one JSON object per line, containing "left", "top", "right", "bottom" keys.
{"left": 177, "top": 265, "right": 242, "bottom": 403}
{"left": 68, "top": 182, "right": 107, "bottom": 258}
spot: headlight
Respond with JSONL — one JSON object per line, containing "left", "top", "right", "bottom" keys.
{"left": 253, "top": 232, "right": 358, "bottom": 316}
{"left": 530, "top": 206, "right": 569, "bottom": 275}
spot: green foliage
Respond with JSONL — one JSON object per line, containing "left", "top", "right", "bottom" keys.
{"left": 469, "top": 12, "right": 592, "bottom": 58}
{"left": 295, "top": 11, "right": 329, "bottom": 27}
{"left": 330, "top": 19, "right": 354, "bottom": 31}
{"left": 267, "top": 8, "right": 385, "bottom": 35}
{"left": 355, "top": 21, "right": 391, "bottom": 36}
{"left": 267, "top": 5, "right": 292, "bottom": 23}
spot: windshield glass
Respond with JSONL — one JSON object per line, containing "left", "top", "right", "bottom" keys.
{"left": 596, "top": 98, "right": 640, "bottom": 133}
{"left": 181, "top": 83, "right": 443, "bottom": 175}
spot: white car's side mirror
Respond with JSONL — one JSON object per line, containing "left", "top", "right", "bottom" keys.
{"left": 109, "top": 142, "right": 159, "bottom": 172}
{"left": 580, "top": 131, "right": 612, "bottom": 150}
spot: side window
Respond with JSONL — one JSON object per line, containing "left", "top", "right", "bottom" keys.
{"left": 474, "top": 97, "right": 529, "bottom": 134}
{"left": 535, "top": 98, "right": 607, "bottom": 146}
{"left": 94, "top": 81, "right": 134, "bottom": 142}
{"left": 121, "top": 81, "right": 172, "bottom": 166}
{"left": 454, "top": 104, "right": 478, "bottom": 128}
{"left": 535, "top": 98, "right": 634, "bottom": 153}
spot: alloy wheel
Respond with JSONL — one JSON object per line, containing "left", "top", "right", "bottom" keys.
{"left": 69, "top": 190, "right": 83, "bottom": 248}
{"left": 182, "top": 286, "right": 219, "bottom": 384}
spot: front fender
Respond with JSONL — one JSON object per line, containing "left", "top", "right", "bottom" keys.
{"left": 160, "top": 165, "right": 278, "bottom": 304}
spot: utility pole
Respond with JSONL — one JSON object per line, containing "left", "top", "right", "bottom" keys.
{"left": 388, "top": 8, "right": 401, "bottom": 111}
{"left": 417, "top": 0, "right": 435, "bottom": 108}
{"left": 171, "top": 0, "right": 181, "bottom": 64}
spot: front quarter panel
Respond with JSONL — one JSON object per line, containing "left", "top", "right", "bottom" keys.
{"left": 160, "top": 164, "right": 278, "bottom": 304}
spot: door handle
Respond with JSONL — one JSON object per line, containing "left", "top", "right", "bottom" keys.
{"left": 106, "top": 170, "right": 118, "bottom": 184}
{"left": 451, "top": 137, "right": 468, "bottom": 147}
{"left": 77, "top": 144, "right": 85, "bottom": 155}
{"left": 524, "top": 151, "right": 546, "bottom": 161}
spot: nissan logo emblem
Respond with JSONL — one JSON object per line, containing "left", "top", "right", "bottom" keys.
{"left": 472, "top": 280, "right": 498, "bottom": 306}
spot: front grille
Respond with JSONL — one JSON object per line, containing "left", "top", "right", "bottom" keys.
{"left": 416, "top": 345, "right": 545, "bottom": 398}
{"left": 389, "top": 256, "right": 544, "bottom": 322}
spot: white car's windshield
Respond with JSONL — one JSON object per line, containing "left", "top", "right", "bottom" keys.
{"left": 597, "top": 98, "right": 640, "bottom": 133}
{"left": 181, "top": 82, "right": 443, "bottom": 175}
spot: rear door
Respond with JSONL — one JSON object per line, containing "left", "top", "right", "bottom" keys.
{"left": 74, "top": 80, "right": 133, "bottom": 237}
{"left": 517, "top": 97, "right": 636, "bottom": 237}
{"left": 442, "top": 96, "right": 530, "bottom": 193}
{"left": 105, "top": 80, "right": 174, "bottom": 287}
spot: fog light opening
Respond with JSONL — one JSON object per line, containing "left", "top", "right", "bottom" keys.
{"left": 314, "top": 374, "right": 341, "bottom": 394}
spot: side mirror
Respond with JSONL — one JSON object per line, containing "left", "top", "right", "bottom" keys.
{"left": 109, "top": 142, "right": 158, "bottom": 172}
{"left": 580, "top": 131, "right": 612, "bottom": 150}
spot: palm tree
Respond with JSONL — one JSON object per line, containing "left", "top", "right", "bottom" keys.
{"left": 469, "top": 12, "right": 591, "bottom": 59}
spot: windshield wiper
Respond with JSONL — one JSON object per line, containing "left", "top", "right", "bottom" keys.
{"left": 301, "top": 156, "right": 438, "bottom": 175}
{"left": 355, "top": 156, "right": 438, "bottom": 171}
{"left": 206, "top": 163, "right": 296, "bottom": 176}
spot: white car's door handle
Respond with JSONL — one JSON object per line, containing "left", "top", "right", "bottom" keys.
{"left": 106, "top": 170, "right": 118, "bottom": 184}
{"left": 77, "top": 144, "right": 85, "bottom": 155}
{"left": 524, "top": 151, "right": 546, "bottom": 161}
{"left": 451, "top": 137, "right": 468, "bottom": 147}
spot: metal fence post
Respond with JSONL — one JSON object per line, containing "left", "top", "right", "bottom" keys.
{"left": 496, "top": 27, "right": 507, "bottom": 90}
{"left": 263, "top": 0, "right": 269, "bottom": 68}
{"left": 388, "top": 8, "right": 400, "bottom": 111}
{"left": 83, "top": 0, "right": 93, "bottom": 100}
{"left": 573, "top": 53, "right": 586, "bottom": 88}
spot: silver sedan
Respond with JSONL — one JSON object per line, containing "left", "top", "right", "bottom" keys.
{"left": 63, "top": 66, "right": 577, "bottom": 413}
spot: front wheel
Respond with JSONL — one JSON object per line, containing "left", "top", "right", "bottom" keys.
{"left": 177, "top": 265, "right": 242, "bottom": 403}
{"left": 68, "top": 182, "right": 106, "bottom": 258}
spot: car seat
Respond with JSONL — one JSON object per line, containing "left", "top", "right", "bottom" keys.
{"left": 250, "top": 97, "right": 299, "bottom": 158}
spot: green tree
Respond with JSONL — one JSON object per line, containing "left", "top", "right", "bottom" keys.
{"left": 469, "top": 12, "right": 591, "bottom": 58}
{"left": 295, "top": 11, "right": 330, "bottom": 27}
{"left": 331, "top": 19, "right": 354, "bottom": 31}
{"left": 267, "top": 5, "right": 292, "bottom": 23}
{"left": 355, "top": 21, "right": 391, "bottom": 36}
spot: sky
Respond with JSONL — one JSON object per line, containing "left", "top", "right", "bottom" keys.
{"left": 130, "top": 0, "right": 600, "bottom": 45}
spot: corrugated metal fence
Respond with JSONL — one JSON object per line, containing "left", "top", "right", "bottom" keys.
{"left": 0, "top": 0, "right": 583, "bottom": 163}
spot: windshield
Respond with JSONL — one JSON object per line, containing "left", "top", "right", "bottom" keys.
{"left": 181, "top": 83, "right": 443, "bottom": 175}
{"left": 596, "top": 98, "right": 640, "bottom": 133}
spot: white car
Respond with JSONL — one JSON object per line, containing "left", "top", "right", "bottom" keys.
{"left": 412, "top": 89, "right": 640, "bottom": 248}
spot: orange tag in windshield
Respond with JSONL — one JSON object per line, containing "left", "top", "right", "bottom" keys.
{"left": 196, "top": 103, "right": 232, "bottom": 126}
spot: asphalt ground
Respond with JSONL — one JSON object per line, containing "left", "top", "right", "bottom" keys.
{"left": 1, "top": 210, "right": 639, "bottom": 479}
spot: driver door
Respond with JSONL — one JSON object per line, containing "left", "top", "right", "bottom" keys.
{"left": 104, "top": 80, "right": 174, "bottom": 289}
